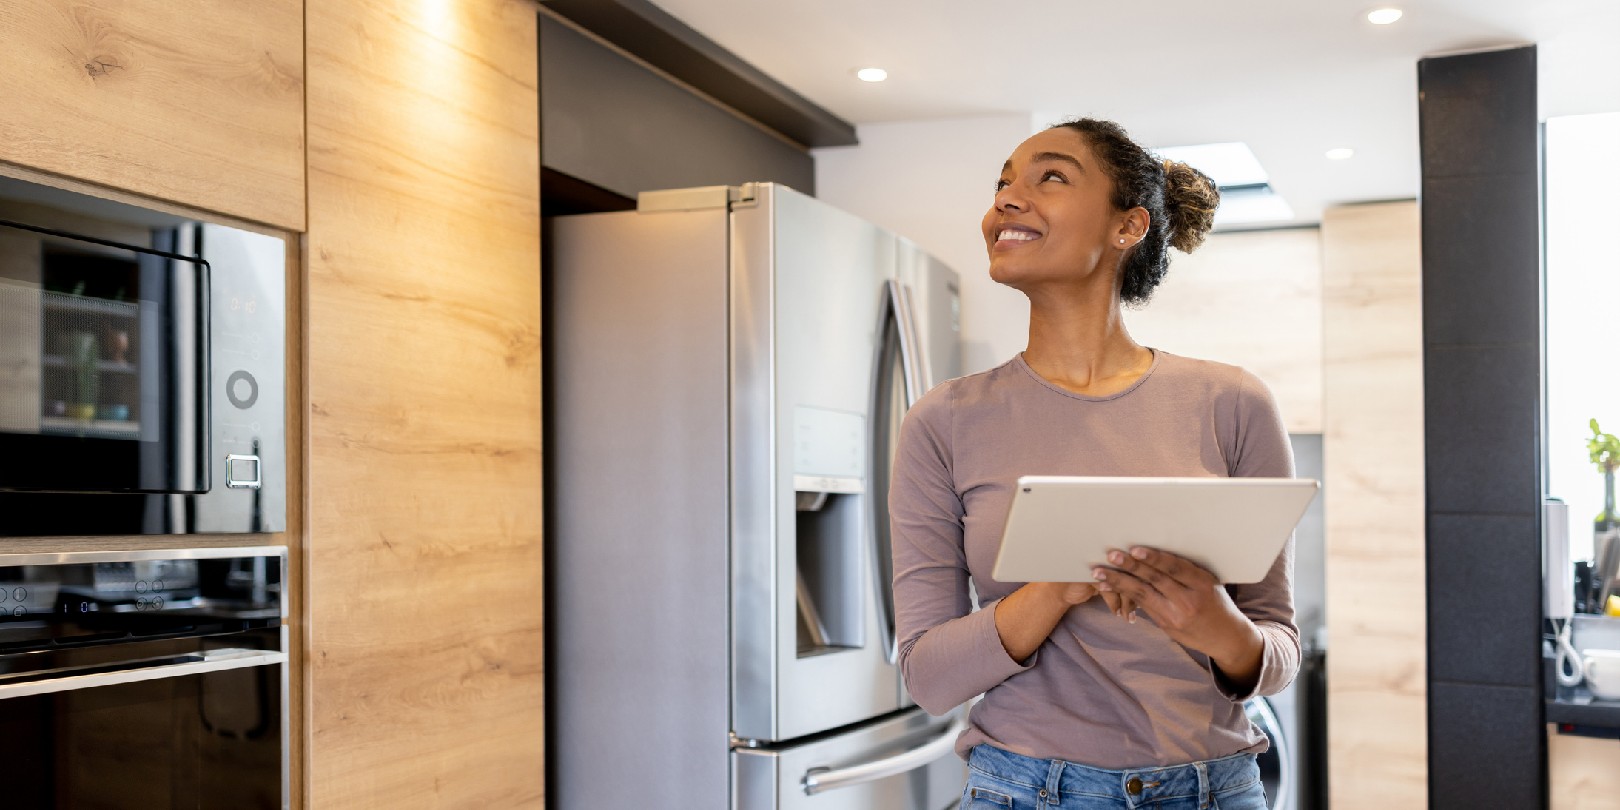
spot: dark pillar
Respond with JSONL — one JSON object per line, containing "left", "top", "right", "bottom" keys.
{"left": 1419, "top": 45, "right": 1546, "bottom": 809}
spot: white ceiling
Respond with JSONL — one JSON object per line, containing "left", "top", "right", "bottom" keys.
{"left": 647, "top": 0, "right": 1620, "bottom": 226}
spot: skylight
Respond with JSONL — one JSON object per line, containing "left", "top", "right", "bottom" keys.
{"left": 1152, "top": 141, "right": 1294, "bottom": 227}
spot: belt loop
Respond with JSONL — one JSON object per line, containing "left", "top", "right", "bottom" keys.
{"left": 1196, "top": 761, "right": 1211, "bottom": 809}
{"left": 1044, "top": 759, "right": 1064, "bottom": 807}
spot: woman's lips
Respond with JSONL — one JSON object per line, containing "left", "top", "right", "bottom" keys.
{"left": 993, "top": 226, "right": 1042, "bottom": 247}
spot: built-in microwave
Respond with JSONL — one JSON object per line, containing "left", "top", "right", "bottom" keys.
{"left": 0, "top": 176, "right": 285, "bottom": 535}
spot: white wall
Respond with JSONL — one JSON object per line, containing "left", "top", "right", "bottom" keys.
{"left": 1546, "top": 111, "right": 1620, "bottom": 563}
{"left": 814, "top": 115, "right": 1035, "bottom": 375}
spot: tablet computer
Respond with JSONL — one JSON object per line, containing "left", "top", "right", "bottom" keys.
{"left": 990, "top": 476, "right": 1320, "bottom": 584}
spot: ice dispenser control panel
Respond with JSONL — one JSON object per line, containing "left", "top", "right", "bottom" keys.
{"left": 793, "top": 406, "right": 865, "bottom": 493}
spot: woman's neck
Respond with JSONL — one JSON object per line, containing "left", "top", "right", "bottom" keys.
{"left": 1021, "top": 283, "right": 1152, "bottom": 397}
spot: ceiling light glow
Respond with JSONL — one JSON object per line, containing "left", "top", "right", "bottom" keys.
{"left": 856, "top": 67, "right": 888, "bottom": 83}
{"left": 1325, "top": 148, "right": 1356, "bottom": 161}
{"left": 1367, "top": 7, "right": 1403, "bottom": 24}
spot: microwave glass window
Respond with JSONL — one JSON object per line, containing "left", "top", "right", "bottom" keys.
{"left": 37, "top": 244, "right": 147, "bottom": 441}
{"left": 0, "top": 219, "right": 209, "bottom": 494}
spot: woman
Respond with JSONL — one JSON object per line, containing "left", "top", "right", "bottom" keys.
{"left": 890, "top": 118, "right": 1297, "bottom": 810}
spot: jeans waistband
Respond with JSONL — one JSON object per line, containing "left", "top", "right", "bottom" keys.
{"left": 966, "top": 744, "right": 1260, "bottom": 806}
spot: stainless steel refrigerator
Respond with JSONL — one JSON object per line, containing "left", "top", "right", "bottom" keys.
{"left": 548, "top": 183, "right": 965, "bottom": 809}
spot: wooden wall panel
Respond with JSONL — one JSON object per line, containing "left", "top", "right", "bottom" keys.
{"left": 1125, "top": 227, "right": 1323, "bottom": 433}
{"left": 0, "top": 0, "right": 304, "bottom": 230}
{"left": 304, "top": 1, "right": 543, "bottom": 807}
{"left": 1549, "top": 726, "right": 1620, "bottom": 808}
{"left": 1321, "top": 200, "right": 1427, "bottom": 806}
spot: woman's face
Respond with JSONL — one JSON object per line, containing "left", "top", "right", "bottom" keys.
{"left": 981, "top": 127, "right": 1133, "bottom": 291}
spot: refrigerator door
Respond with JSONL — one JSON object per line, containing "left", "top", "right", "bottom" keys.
{"left": 734, "top": 708, "right": 967, "bottom": 810}
{"left": 732, "top": 184, "right": 914, "bottom": 743}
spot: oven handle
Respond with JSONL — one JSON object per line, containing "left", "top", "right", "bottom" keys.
{"left": 0, "top": 648, "right": 286, "bottom": 701}
{"left": 801, "top": 715, "right": 966, "bottom": 796}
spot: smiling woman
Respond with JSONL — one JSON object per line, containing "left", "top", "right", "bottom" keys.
{"left": 891, "top": 118, "right": 1295, "bottom": 810}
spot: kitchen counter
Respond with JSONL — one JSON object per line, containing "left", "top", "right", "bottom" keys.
{"left": 1544, "top": 653, "right": 1620, "bottom": 733}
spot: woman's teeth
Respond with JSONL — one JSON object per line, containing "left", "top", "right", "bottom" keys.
{"left": 998, "top": 230, "right": 1038, "bottom": 242}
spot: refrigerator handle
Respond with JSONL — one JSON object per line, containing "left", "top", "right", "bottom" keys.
{"left": 800, "top": 715, "right": 967, "bottom": 796}
{"left": 871, "top": 280, "right": 921, "bottom": 667}
{"left": 889, "top": 280, "right": 931, "bottom": 403}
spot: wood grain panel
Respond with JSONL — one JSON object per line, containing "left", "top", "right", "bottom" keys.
{"left": 304, "top": 1, "right": 543, "bottom": 807}
{"left": 1549, "top": 726, "right": 1620, "bottom": 808}
{"left": 1321, "top": 200, "right": 1427, "bottom": 806}
{"left": 1125, "top": 227, "right": 1323, "bottom": 433}
{"left": 0, "top": 0, "right": 304, "bottom": 230}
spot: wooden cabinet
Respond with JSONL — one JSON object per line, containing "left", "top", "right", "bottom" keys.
{"left": 1321, "top": 201, "right": 1427, "bottom": 806}
{"left": 0, "top": 0, "right": 304, "bottom": 230}
{"left": 304, "top": 0, "right": 544, "bottom": 806}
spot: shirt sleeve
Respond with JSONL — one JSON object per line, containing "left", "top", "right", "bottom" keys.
{"left": 890, "top": 385, "right": 1034, "bottom": 716}
{"left": 1211, "top": 369, "right": 1303, "bottom": 700}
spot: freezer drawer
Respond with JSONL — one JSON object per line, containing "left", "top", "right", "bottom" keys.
{"left": 734, "top": 709, "right": 966, "bottom": 810}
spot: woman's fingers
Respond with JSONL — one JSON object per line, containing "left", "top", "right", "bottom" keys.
{"left": 1091, "top": 564, "right": 1161, "bottom": 609}
{"left": 1125, "top": 546, "right": 1215, "bottom": 589}
{"left": 1098, "top": 546, "right": 1217, "bottom": 601}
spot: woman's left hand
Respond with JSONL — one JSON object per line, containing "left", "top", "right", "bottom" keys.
{"left": 1092, "top": 547, "right": 1263, "bottom": 683}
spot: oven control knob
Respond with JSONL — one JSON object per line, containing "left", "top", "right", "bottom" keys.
{"left": 12, "top": 587, "right": 24, "bottom": 601}
{"left": 11, "top": 606, "right": 23, "bottom": 617}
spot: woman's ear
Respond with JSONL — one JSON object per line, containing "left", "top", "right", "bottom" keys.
{"left": 1122, "top": 207, "right": 1150, "bottom": 242}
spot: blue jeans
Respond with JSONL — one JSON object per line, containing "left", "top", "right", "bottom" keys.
{"left": 961, "top": 744, "right": 1269, "bottom": 809}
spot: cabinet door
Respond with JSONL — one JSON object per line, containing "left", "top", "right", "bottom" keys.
{"left": 0, "top": 1, "right": 304, "bottom": 230}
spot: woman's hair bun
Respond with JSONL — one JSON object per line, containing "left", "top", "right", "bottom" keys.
{"left": 1161, "top": 159, "right": 1219, "bottom": 254}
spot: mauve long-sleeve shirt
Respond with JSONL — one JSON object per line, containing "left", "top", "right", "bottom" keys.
{"left": 890, "top": 350, "right": 1300, "bottom": 769}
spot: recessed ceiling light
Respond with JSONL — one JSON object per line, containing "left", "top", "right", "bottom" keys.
{"left": 1367, "top": 7, "right": 1403, "bottom": 24}
{"left": 1325, "top": 147, "right": 1356, "bottom": 160}
{"left": 856, "top": 67, "right": 888, "bottom": 83}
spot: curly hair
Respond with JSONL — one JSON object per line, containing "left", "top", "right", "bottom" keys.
{"left": 1049, "top": 118, "right": 1220, "bottom": 304}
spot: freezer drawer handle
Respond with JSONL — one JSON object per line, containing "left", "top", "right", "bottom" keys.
{"left": 800, "top": 716, "right": 967, "bottom": 796}
{"left": 0, "top": 648, "right": 287, "bottom": 700}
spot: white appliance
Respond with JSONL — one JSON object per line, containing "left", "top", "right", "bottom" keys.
{"left": 548, "top": 183, "right": 965, "bottom": 809}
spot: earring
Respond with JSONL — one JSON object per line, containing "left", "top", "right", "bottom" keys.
{"left": 1119, "top": 238, "right": 1126, "bottom": 244}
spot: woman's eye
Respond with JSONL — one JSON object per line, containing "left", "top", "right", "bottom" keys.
{"left": 1042, "top": 170, "right": 1067, "bottom": 183}
{"left": 993, "top": 178, "right": 1010, "bottom": 192}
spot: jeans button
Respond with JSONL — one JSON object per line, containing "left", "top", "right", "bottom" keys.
{"left": 1126, "top": 777, "right": 1143, "bottom": 795}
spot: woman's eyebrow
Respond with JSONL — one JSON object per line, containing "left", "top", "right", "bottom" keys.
{"left": 1030, "top": 151, "right": 1085, "bottom": 173}
{"left": 1001, "top": 152, "right": 1086, "bottom": 175}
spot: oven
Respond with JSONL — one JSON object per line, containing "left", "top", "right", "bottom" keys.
{"left": 0, "top": 547, "right": 287, "bottom": 808}
{"left": 0, "top": 175, "right": 285, "bottom": 535}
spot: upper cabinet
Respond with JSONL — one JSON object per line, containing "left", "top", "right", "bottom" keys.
{"left": 0, "top": 1, "right": 304, "bottom": 230}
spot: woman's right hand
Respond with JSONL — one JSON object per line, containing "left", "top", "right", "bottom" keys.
{"left": 994, "top": 581, "right": 1103, "bottom": 663}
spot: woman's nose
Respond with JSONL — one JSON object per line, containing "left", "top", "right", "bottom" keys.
{"left": 994, "top": 186, "right": 1026, "bottom": 213}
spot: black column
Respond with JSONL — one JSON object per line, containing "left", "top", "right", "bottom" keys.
{"left": 1419, "top": 45, "right": 1546, "bottom": 809}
